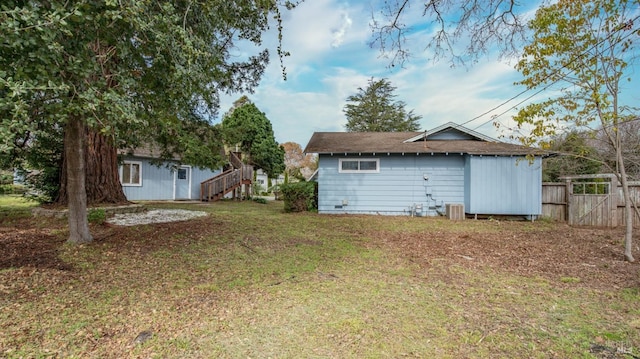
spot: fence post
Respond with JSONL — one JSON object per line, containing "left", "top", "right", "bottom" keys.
{"left": 564, "top": 179, "right": 571, "bottom": 224}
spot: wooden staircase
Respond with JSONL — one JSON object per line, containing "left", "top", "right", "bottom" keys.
{"left": 200, "top": 152, "right": 253, "bottom": 202}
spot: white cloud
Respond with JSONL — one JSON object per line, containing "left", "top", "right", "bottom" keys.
{"left": 217, "top": 0, "right": 559, "bottom": 147}
{"left": 331, "top": 11, "right": 353, "bottom": 48}
{"left": 387, "top": 60, "right": 528, "bottom": 138}
{"left": 278, "top": 2, "right": 365, "bottom": 62}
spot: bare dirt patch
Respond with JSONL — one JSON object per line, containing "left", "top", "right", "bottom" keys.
{"left": 0, "top": 210, "right": 209, "bottom": 270}
{"left": 371, "top": 221, "right": 640, "bottom": 290}
{"left": 0, "top": 218, "right": 71, "bottom": 271}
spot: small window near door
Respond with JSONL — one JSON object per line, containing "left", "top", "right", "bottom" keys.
{"left": 120, "top": 161, "right": 142, "bottom": 186}
{"left": 178, "top": 168, "right": 187, "bottom": 180}
{"left": 339, "top": 158, "right": 379, "bottom": 173}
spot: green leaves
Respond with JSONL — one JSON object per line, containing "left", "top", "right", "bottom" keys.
{"left": 0, "top": 0, "right": 291, "bottom": 160}
{"left": 514, "top": 0, "right": 638, "bottom": 149}
{"left": 542, "top": 131, "right": 602, "bottom": 182}
{"left": 344, "top": 78, "right": 421, "bottom": 132}
{"left": 222, "top": 99, "right": 284, "bottom": 177}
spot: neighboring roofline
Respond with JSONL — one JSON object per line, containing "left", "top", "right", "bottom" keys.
{"left": 403, "top": 121, "right": 497, "bottom": 143}
{"left": 118, "top": 148, "right": 182, "bottom": 161}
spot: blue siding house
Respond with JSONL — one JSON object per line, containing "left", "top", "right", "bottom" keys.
{"left": 304, "top": 122, "right": 546, "bottom": 218}
{"left": 118, "top": 148, "right": 221, "bottom": 201}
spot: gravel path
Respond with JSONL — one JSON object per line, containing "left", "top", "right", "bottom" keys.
{"left": 107, "top": 209, "right": 207, "bottom": 226}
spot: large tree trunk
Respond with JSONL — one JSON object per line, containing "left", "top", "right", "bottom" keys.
{"left": 64, "top": 117, "right": 93, "bottom": 244}
{"left": 84, "top": 129, "right": 128, "bottom": 205}
{"left": 57, "top": 128, "right": 128, "bottom": 205}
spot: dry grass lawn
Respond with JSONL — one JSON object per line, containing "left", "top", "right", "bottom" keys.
{"left": 1, "top": 199, "right": 639, "bottom": 358}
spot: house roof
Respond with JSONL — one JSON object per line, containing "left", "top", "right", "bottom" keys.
{"left": 403, "top": 121, "right": 497, "bottom": 143}
{"left": 118, "top": 147, "right": 161, "bottom": 159}
{"left": 118, "top": 146, "right": 181, "bottom": 160}
{"left": 304, "top": 124, "right": 548, "bottom": 156}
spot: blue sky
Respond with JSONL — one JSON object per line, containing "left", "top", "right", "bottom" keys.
{"left": 216, "top": 0, "right": 639, "bottom": 148}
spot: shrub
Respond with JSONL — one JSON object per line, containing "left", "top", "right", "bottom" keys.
{"left": 0, "top": 172, "right": 13, "bottom": 185}
{"left": 253, "top": 197, "right": 268, "bottom": 204}
{"left": 0, "top": 184, "right": 13, "bottom": 194}
{"left": 87, "top": 208, "right": 107, "bottom": 225}
{"left": 280, "top": 181, "right": 317, "bottom": 212}
{"left": 0, "top": 184, "right": 27, "bottom": 195}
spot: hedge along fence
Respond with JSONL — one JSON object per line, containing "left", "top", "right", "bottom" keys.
{"left": 280, "top": 181, "right": 317, "bottom": 212}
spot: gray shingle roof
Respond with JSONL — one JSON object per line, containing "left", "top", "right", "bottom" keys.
{"left": 304, "top": 131, "right": 547, "bottom": 156}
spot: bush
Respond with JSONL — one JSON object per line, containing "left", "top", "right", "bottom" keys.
{"left": 0, "top": 184, "right": 26, "bottom": 195}
{"left": 0, "top": 172, "right": 13, "bottom": 185}
{"left": 253, "top": 197, "right": 268, "bottom": 204}
{"left": 280, "top": 181, "right": 317, "bottom": 212}
{"left": 87, "top": 208, "right": 107, "bottom": 225}
{"left": 0, "top": 184, "right": 12, "bottom": 194}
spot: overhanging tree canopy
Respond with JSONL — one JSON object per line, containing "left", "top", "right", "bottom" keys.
{"left": 0, "top": 1, "right": 293, "bottom": 243}
{"left": 370, "top": 0, "right": 528, "bottom": 66}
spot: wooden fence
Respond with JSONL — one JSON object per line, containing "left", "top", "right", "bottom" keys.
{"left": 542, "top": 175, "right": 640, "bottom": 227}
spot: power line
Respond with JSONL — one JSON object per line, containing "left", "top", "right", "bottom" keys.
{"left": 462, "top": 12, "right": 640, "bottom": 131}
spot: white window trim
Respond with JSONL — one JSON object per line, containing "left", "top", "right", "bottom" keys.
{"left": 120, "top": 160, "right": 143, "bottom": 187}
{"left": 338, "top": 158, "right": 380, "bottom": 173}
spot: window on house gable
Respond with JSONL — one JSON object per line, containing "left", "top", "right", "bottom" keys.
{"left": 120, "top": 161, "right": 142, "bottom": 186}
{"left": 339, "top": 158, "right": 380, "bottom": 173}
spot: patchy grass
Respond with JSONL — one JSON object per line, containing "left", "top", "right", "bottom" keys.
{"left": 1, "top": 200, "right": 639, "bottom": 358}
{"left": 0, "top": 194, "right": 37, "bottom": 218}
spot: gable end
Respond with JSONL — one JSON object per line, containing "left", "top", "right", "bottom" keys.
{"left": 403, "top": 122, "right": 497, "bottom": 143}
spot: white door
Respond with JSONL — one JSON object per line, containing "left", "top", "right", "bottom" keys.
{"left": 174, "top": 166, "right": 191, "bottom": 200}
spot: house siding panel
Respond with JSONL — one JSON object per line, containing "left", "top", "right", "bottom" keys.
{"left": 464, "top": 156, "right": 472, "bottom": 211}
{"left": 318, "top": 154, "right": 465, "bottom": 215}
{"left": 466, "top": 155, "right": 542, "bottom": 215}
{"left": 190, "top": 167, "right": 220, "bottom": 200}
{"left": 121, "top": 156, "right": 219, "bottom": 201}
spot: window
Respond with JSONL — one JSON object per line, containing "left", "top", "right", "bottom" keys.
{"left": 339, "top": 158, "right": 380, "bottom": 173}
{"left": 572, "top": 182, "right": 609, "bottom": 195}
{"left": 177, "top": 168, "right": 187, "bottom": 180}
{"left": 120, "top": 161, "right": 142, "bottom": 186}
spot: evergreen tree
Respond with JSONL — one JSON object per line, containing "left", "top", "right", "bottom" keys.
{"left": 222, "top": 100, "right": 285, "bottom": 177}
{"left": 344, "top": 78, "right": 421, "bottom": 132}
